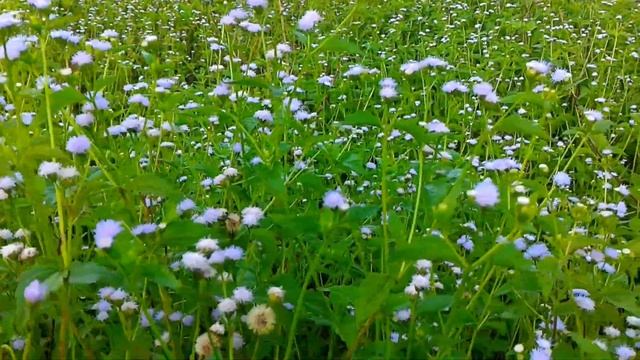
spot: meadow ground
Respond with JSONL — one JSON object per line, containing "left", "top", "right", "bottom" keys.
{"left": 1, "top": 0, "right": 640, "bottom": 359}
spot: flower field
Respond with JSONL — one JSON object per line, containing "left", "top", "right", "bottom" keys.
{"left": 1, "top": 0, "right": 640, "bottom": 359}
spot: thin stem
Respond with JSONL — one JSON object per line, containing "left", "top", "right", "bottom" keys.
{"left": 283, "top": 239, "right": 326, "bottom": 360}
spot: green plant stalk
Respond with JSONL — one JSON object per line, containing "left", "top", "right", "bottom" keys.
{"left": 283, "top": 241, "right": 325, "bottom": 360}
{"left": 251, "top": 338, "right": 260, "bottom": 360}
{"left": 380, "top": 107, "right": 391, "bottom": 274}
{"left": 39, "top": 36, "right": 70, "bottom": 271}
{"left": 39, "top": 33, "right": 73, "bottom": 360}
{"left": 189, "top": 279, "right": 205, "bottom": 360}
{"left": 405, "top": 298, "right": 418, "bottom": 360}
{"left": 398, "top": 149, "right": 425, "bottom": 278}
{"left": 1, "top": 344, "right": 17, "bottom": 360}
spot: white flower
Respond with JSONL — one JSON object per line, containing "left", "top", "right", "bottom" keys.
{"left": 128, "top": 94, "right": 150, "bottom": 107}
{"left": 616, "top": 345, "right": 636, "bottom": 360}
{"left": 27, "top": 0, "right": 51, "bottom": 9}
{"left": 76, "top": 113, "right": 94, "bottom": 127}
{"left": 233, "top": 332, "right": 244, "bottom": 349}
{"left": 220, "top": 15, "right": 236, "bottom": 26}
{"left": 323, "top": 190, "right": 349, "bottom": 210}
{"left": 379, "top": 86, "right": 397, "bottom": 99}
{"left": 393, "top": 309, "right": 411, "bottom": 322}
{"left": 86, "top": 39, "right": 112, "bottom": 51}
{"left": 469, "top": 178, "right": 500, "bottom": 207}
{"left": 217, "top": 298, "right": 237, "bottom": 313}
{"left": 551, "top": 69, "right": 571, "bottom": 83}
{"left": 442, "top": 80, "right": 468, "bottom": 93}
{"left": 232, "top": 287, "right": 254, "bottom": 304}
{"left": 19, "top": 247, "right": 38, "bottom": 260}
{"left": 210, "top": 322, "right": 225, "bottom": 335}
{"left": 57, "top": 166, "right": 79, "bottom": 179}
{"left": 526, "top": 60, "right": 551, "bottom": 75}
{"left": 400, "top": 57, "right": 449, "bottom": 75}
{"left": 472, "top": 82, "right": 494, "bottom": 96}
{"left": 65, "top": 135, "right": 91, "bottom": 154}
{"left": 553, "top": 171, "right": 571, "bottom": 188}
{"left": 241, "top": 207, "right": 264, "bottom": 227}
{"left": 627, "top": 316, "right": 640, "bottom": 327}
{"left": 603, "top": 325, "right": 621, "bottom": 338}
{"left": 210, "top": 83, "right": 231, "bottom": 98}
{"left": 245, "top": 304, "right": 276, "bottom": 335}
{"left": 1, "top": 36, "right": 33, "bottom": 61}
{"left": 239, "top": 21, "right": 262, "bottom": 33}
{"left": 38, "top": 161, "right": 61, "bottom": 177}
{"left": 247, "top": 0, "right": 268, "bottom": 8}
{"left": 177, "top": 198, "right": 196, "bottom": 215}
{"left": 223, "top": 246, "right": 244, "bottom": 261}
{"left": 254, "top": 110, "right": 273, "bottom": 122}
{"left": 1, "top": 242, "right": 24, "bottom": 259}
{"left": 181, "top": 252, "right": 211, "bottom": 272}
{"left": 343, "top": 65, "right": 373, "bottom": 77}
{"left": 0, "top": 12, "right": 21, "bottom": 29}
{"left": 298, "top": 10, "right": 322, "bottom": 31}
{"left": 71, "top": 51, "right": 93, "bottom": 66}
{"left": 317, "top": 75, "right": 333, "bottom": 86}
{"left": 425, "top": 119, "right": 449, "bottom": 133}
{"left": 24, "top": 280, "right": 47, "bottom": 304}
{"left": 94, "top": 220, "right": 123, "bottom": 249}
{"left": 0, "top": 176, "right": 16, "bottom": 190}
{"left": 0, "top": 229, "right": 13, "bottom": 240}
{"left": 267, "top": 287, "right": 285, "bottom": 301}
{"left": 584, "top": 109, "right": 603, "bottom": 121}
{"left": 574, "top": 295, "right": 595, "bottom": 311}
{"left": 530, "top": 347, "right": 551, "bottom": 360}
{"left": 196, "top": 238, "right": 219, "bottom": 253}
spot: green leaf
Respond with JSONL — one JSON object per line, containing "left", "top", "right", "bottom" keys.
{"left": 293, "top": 30, "right": 310, "bottom": 44}
{"left": 433, "top": 167, "right": 468, "bottom": 223}
{"left": 230, "top": 78, "right": 271, "bottom": 89}
{"left": 43, "top": 271, "right": 64, "bottom": 292}
{"left": 49, "top": 86, "right": 86, "bottom": 113}
{"left": 141, "top": 51, "right": 156, "bottom": 65}
{"left": 339, "top": 151, "right": 364, "bottom": 175}
{"left": 345, "top": 205, "right": 380, "bottom": 223}
{"left": 241, "top": 117, "right": 259, "bottom": 132}
{"left": 69, "top": 261, "right": 115, "bottom": 284}
{"left": 343, "top": 111, "right": 379, "bottom": 127}
{"left": 500, "top": 91, "right": 545, "bottom": 107}
{"left": 138, "top": 263, "right": 181, "bottom": 290}
{"left": 417, "top": 295, "right": 454, "bottom": 314}
{"left": 93, "top": 76, "right": 117, "bottom": 92}
{"left": 592, "top": 120, "right": 613, "bottom": 133}
{"left": 390, "top": 235, "right": 462, "bottom": 265}
{"left": 570, "top": 333, "right": 607, "bottom": 356}
{"left": 128, "top": 173, "right": 180, "bottom": 198}
{"left": 354, "top": 273, "right": 392, "bottom": 327}
{"left": 604, "top": 290, "right": 640, "bottom": 315}
{"left": 271, "top": 214, "right": 320, "bottom": 236}
{"left": 487, "top": 244, "right": 533, "bottom": 270}
{"left": 493, "top": 115, "right": 547, "bottom": 139}
{"left": 394, "top": 120, "right": 432, "bottom": 144}
{"left": 160, "top": 220, "right": 211, "bottom": 249}
{"left": 315, "top": 37, "right": 361, "bottom": 54}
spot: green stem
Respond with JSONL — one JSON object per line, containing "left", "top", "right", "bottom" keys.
{"left": 251, "top": 338, "right": 260, "bottom": 360}
{"left": 283, "top": 242, "right": 325, "bottom": 360}
{"left": 40, "top": 36, "right": 70, "bottom": 271}
{"left": 380, "top": 107, "right": 391, "bottom": 273}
